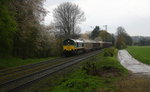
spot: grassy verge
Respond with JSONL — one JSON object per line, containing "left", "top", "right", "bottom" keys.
{"left": 126, "top": 46, "right": 150, "bottom": 65}
{"left": 0, "top": 57, "right": 57, "bottom": 70}
{"left": 22, "top": 47, "right": 128, "bottom": 92}
{"left": 116, "top": 76, "right": 150, "bottom": 92}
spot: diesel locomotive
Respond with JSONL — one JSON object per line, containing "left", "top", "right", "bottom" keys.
{"left": 63, "top": 38, "right": 112, "bottom": 56}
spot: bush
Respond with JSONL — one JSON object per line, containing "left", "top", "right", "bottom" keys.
{"left": 82, "top": 61, "right": 97, "bottom": 76}
{"left": 82, "top": 47, "right": 127, "bottom": 78}
{"left": 103, "top": 47, "right": 115, "bottom": 57}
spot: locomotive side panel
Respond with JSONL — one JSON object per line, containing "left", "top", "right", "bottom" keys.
{"left": 92, "top": 43, "right": 101, "bottom": 50}
{"left": 84, "top": 43, "right": 93, "bottom": 51}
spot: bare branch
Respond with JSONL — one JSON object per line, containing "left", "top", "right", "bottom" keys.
{"left": 53, "top": 2, "right": 85, "bottom": 38}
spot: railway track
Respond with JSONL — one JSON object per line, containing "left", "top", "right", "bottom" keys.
{"left": 0, "top": 56, "right": 80, "bottom": 82}
{"left": 0, "top": 58, "right": 62, "bottom": 77}
{"left": 0, "top": 50, "right": 101, "bottom": 92}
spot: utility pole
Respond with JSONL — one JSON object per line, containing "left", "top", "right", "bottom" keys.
{"left": 104, "top": 25, "right": 107, "bottom": 31}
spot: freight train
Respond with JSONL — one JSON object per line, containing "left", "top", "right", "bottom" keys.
{"left": 63, "top": 38, "right": 112, "bottom": 56}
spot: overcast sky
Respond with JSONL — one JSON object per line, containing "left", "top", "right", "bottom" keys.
{"left": 44, "top": 0, "right": 150, "bottom": 36}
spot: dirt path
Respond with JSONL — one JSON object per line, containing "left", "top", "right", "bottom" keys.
{"left": 118, "top": 50, "right": 150, "bottom": 76}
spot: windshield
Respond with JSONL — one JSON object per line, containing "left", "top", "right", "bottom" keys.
{"left": 63, "top": 39, "right": 74, "bottom": 45}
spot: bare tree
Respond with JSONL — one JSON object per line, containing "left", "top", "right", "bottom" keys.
{"left": 80, "top": 31, "right": 91, "bottom": 39}
{"left": 53, "top": 2, "right": 85, "bottom": 38}
{"left": 115, "top": 26, "right": 132, "bottom": 49}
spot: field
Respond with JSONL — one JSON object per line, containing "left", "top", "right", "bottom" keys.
{"left": 127, "top": 46, "right": 150, "bottom": 65}
{"left": 0, "top": 57, "right": 57, "bottom": 70}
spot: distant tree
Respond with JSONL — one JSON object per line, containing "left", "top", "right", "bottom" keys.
{"left": 91, "top": 26, "right": 100, "bottom": 39}
{"left": 72, "top": 26, "right": 81, "bottom": 39}
{"left": 111, "top": 34, "right": 115, "bottom": 46}
{"left": 99, "top": 30, "right": 112, "bottom": 42}
{"left": 126, "top": 35, "right": 133, "bottom": 46}
{"left": 115, "top": 34, "right": 127, "bottom": 49}
{"left": 53, "top": 2, "right": 85, "bottom": 39}
{"left": 132, "top": 36, "right": 150, "bottom": 46}
{"left": 115, "top": 26, "right": 132, "bottom": 49}
{"left": 138, "top": 37, "right": 150, "bottom": 46}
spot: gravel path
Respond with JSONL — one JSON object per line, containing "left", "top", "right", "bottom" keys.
{"left": 118, "top": 50, "right": 150, "bottom": 76}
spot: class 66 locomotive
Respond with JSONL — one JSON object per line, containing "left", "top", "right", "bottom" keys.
{"left": 63, "top": 38, "right": 112, "bottom": 56}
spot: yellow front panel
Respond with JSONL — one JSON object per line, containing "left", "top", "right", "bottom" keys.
{"left": 63, "top": 46, "right": 75, "bottom": 51}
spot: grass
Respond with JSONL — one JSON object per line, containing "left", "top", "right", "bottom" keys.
{"left": 116, "top": 76, "right": 150, "bottom": 92}
{"left": 126, "top": 46, "right": 150, "bottom": 65}
{"left": 0, "top": 57, "right": 57, "bottom": 70}
{"left": 22, "top": 47, "right": 128, "bottom": 92}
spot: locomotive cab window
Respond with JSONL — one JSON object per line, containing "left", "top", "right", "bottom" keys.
{"left": 77, "top": 43, "right": 78, "bottom": 47}
{"left": 63, "top": 39, "right": 74, "bottom": 45}
{"left": 82, "top": 43, "right": 84, "bottom": 47}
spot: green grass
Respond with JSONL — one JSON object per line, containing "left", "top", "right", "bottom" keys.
{"left": 126, "top": 46, "right": 150, "bottom": 65}
{"left": 22, "top": 47, "right": 128, "bottom": 92}
{"left": 0, "top": 57, "right": 57, "bottom": 70}
{"left": 51, "top": 51, "right": 128, "bottom": 92}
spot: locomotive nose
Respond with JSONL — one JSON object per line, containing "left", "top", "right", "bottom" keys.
{"left": 63, "top": 46, "right": 74, "bottom": 51}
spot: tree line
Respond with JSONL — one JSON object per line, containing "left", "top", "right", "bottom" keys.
{"left": 132, "top": 36, "right": 150, "bottom": 46}
{"left": 0, "top": 0, "right": 56, "bottom": 58}
{"left": 90, "top": 26, "right": 133, "bottom": 49}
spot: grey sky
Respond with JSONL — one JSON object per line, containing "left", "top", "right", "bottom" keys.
{"left": 44, "top": 0, "right": 150, "bottom": 36}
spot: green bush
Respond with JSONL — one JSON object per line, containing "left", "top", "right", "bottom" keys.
{"left": 82, "top": 61, "right": 97, "bottom": 76}
{"left": 81, "top": 47, "right": 127, "bottom": 78}
{"left": 103, "top": 47, "right": 115, "bottom": 57}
